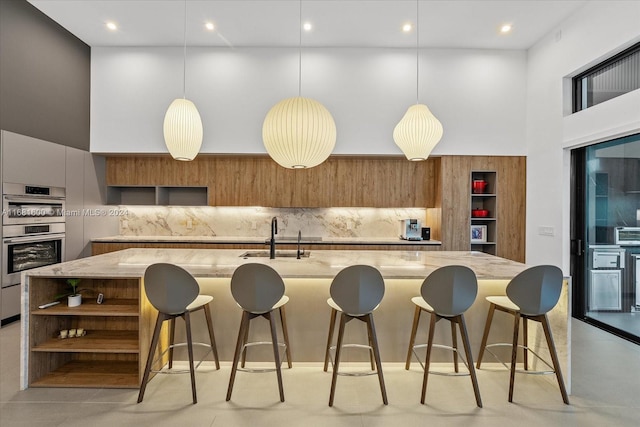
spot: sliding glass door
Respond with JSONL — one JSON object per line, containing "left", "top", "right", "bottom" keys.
{"left": 572, "top": 133, "right": 640, "bottom": 342}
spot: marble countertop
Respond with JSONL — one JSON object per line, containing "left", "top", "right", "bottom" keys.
{"left": 28, "top": 248, "right": 526, "bottom": 281}
{"left": 91, "top": 235, "right": 442, "bottom": 245}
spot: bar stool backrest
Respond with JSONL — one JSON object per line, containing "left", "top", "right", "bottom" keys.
{"left": 330, "top": 265, "right": 385, "bottom": 316}
{"left": 144, "top": 263, "right": 200, "bottom": 315}
{"left": 421, "top": 265, "right": 478, "bottom": 317}
{"left": 506, "top": 265, "right": 563, "bottom": 316}
{"left": 231, "top": 263, "right": 285, "bottom": 314}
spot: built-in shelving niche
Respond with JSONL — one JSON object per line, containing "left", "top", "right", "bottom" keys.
{"left": 107, "top": 186, "right": 208, "bottom": 206}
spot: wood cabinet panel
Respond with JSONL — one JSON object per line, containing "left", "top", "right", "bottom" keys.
{"left": 27, "top": 277, "right": 162, "bottom": 388}
{"left": 437, "top": 156, "right": 525, "bottom": 262}
{"left": 104, "top": 154, "right": 524, "bottom": 262}
{"left": 106, "top": 155, "right": 436, "bottom": 208}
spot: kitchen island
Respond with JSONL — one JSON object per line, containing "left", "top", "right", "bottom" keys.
{"left": 21, "top": 248, "right": 570, "bottom": 391}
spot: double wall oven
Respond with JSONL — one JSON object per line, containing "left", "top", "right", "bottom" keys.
{"left": 1, "top": 183, "right": 65, "bottom": 325}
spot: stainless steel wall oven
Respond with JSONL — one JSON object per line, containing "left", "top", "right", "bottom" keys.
{"left": 2, "top": 223, "right": 65, "bottom": 286}
{"left": 1, "top": 183, "right": 65, "bottom": 325}
{"left": 2, "top": 183, "right": 65, "bottom": 225}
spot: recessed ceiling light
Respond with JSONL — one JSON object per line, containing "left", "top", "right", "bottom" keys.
{"left": 402, "top": 23, "right": 412, "bottom": 32}
{"left": 106, "top": 21, "right": 117, "bottom": 31}
{"left": 500, "top": 24, "right": 513, "bottom": 34}
{"left": 303, "top": 22, "right": 312, "bottom": 31}
{"left": 205, "top": 22, "right": 215, "bottom": 31}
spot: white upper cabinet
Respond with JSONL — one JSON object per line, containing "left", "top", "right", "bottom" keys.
{"left": 1, "top": 131, "right": 66, "bottom": 187}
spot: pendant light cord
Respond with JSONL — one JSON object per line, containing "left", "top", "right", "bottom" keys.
{"left": 183, "top": 0, "right": 187, "bottom": 98}
{"left": 416, "top": 0, "right": 419, "bottom": 104}
{"left": 298, "top": 0, "right": 302, "bottom": 97}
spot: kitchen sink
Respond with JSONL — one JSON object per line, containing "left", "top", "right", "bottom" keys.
{"left": 240, "top": 250, "right": 310, "bottom": 258}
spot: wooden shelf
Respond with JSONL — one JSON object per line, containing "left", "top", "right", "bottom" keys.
{"left": 28, "top": 277, "right": 159, "bottom": 389}
{"left": 33, "top": 330, "right": 139, "bottom": 353}
{"left": 30, "top": 360, "right": 139, "bottom": 389}
{"left": 32, "top": 299, "right": 139, "bottom": 317}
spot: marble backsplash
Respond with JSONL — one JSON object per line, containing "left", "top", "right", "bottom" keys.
{"left": 119, "top": 206, "right": 427, "bottom": 238}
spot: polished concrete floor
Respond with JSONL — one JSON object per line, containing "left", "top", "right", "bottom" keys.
{"left": 2, "top": 319, "right": 640, "bottom": 426}
{"left": 588, "top": 310, "right": 640, "bottom": 337}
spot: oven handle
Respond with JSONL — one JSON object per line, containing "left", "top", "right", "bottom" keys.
{"left": 3, "top": 233, "right": 66, "bottom": 244}
{"left": 3, "top": 195, "right": 65, "bottom": 202}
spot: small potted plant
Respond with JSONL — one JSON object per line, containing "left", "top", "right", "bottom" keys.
{"left": 58, "top": 279, "right": 85, "bottom": 307}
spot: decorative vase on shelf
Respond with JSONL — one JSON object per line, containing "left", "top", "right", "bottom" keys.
{"left": 68, "top": 294, "right": 82, "bottom": 307}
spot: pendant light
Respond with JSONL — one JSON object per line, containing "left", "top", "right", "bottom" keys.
{"left": 163, "top": 0, "right": 203, "bottom": 161}
{"left": 262, "top": 0, "right": 336, "bottom": 169}
{"left": 393, "top": 0, "right": 443, "bottom": 161}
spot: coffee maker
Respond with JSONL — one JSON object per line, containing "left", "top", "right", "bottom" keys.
{"left": 399, "top": 219, "right": 422, "bottom": 240}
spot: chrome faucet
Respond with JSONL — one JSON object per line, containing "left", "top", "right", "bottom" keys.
{"left": 297, "top": 230, "right": 302, "bottom": 259}
{"left": 270, "top": 217, "right": 278, "bottom": 259}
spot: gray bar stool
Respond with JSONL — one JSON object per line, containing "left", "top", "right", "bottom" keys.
{"left": 226, "top": 263, "right": 292, "bottom": 403}
{"left": 476, "top": 265, "right": 569, "bottom": 404}
{"left": 324, "top": 265, "right": 387, "bottom": 407}
{"left": 406, "top": 265, "right": 482, "bottom": 407}
{"left": 138, "top": 263, "right": 220, "bottom": 404}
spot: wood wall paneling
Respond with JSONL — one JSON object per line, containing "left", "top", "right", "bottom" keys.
{"left": 106, "top": 155, "right": 437, "bottom": 208}
{"left": 105, "top": 154, "right": 525, "bottom": 262}
{"left": 437, "top": 156, "right": 525, "bottom": 262}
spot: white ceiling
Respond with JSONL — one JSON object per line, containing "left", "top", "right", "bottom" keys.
{"left": 28, "top": 0, "right": 588, "bottom": 49}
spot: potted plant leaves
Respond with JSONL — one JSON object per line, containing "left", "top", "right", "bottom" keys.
{"left": 58, "top": 278, "right": 86, "bottom": 307}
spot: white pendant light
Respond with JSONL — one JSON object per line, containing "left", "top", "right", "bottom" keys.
{"left": 164, "top": 0, "right": 203, "bottom": 161}
{"left": 394, "top": 0, "right": 443, "bottom": 161}
{"left": 263, "top": 97, "right": 336, "bottom": 169}
{"left": 262, "top": 0, "right": 336, "bottom": 169}
{"left": 393, "top": 104, "right": 443, "bottom": 161}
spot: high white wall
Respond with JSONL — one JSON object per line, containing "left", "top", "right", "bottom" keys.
{"left": 90, "top": 1, "right": 640, "bottom": 271}
{"left": 526, "top": 0, "right": 640, "bottom": 269}
{"left": 91, "top": 47, "right": 527, "bottom": 156}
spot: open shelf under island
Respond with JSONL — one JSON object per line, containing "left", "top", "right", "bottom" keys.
{"left": 21, "top": 248, "right": 571, "bottom": 392}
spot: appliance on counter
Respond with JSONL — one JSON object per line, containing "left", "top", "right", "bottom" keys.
{"left": 421, "top": 227, "right": 431, "bottom": 241}
{"left": 589, "top": 246, "right": 625, "bottom": 311}
{"left": 615, "top": 227, "right": 640, "bottom": 246}
{"left": 400, "top": 219, "right": 422, "bottom": 241}
{"left": 1, "top": 183, "right": 66, "bottom": 326}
